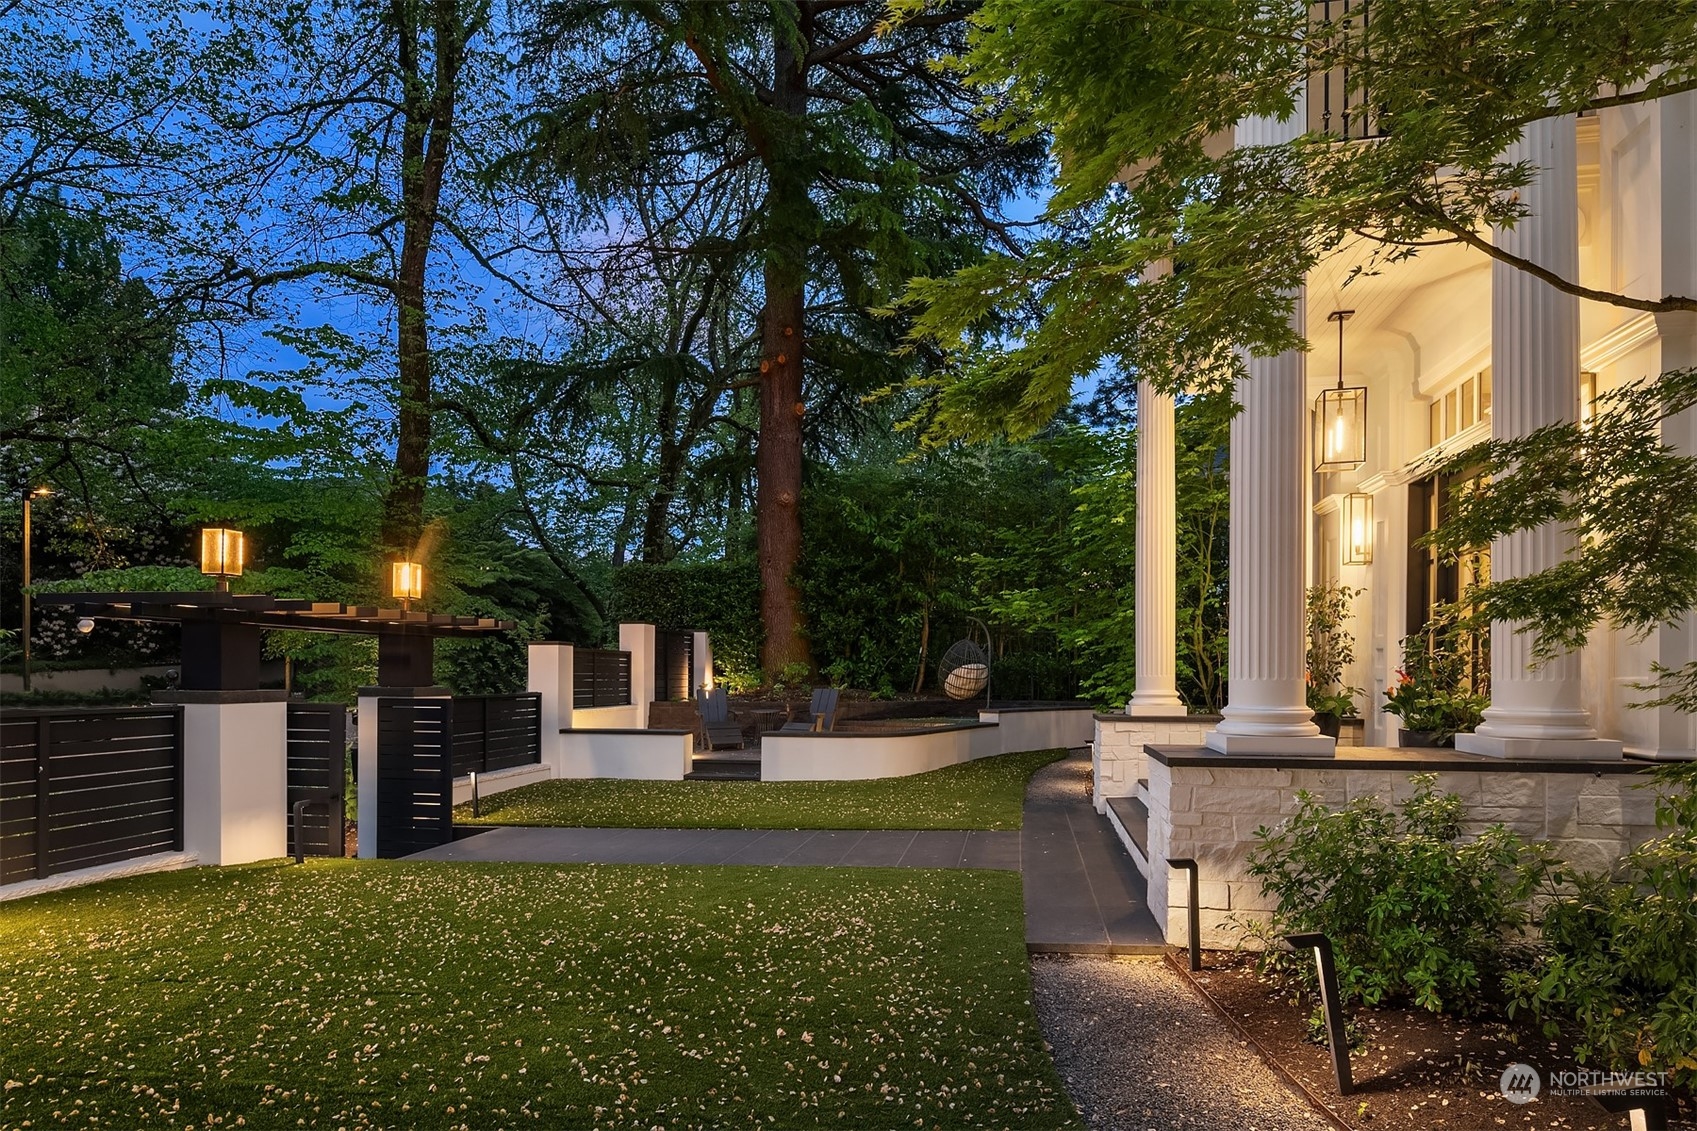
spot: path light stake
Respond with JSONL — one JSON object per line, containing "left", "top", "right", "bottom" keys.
{"left": 470, "top": 771, "right": 479, "bottom": 818}
{"left": 1168, "top": 858, "right": 1201, "bottom": 971}
{"left": 1596, "top": 1089, "right": 1670, "bottom": 1131}
{"left": 291, "top": 798, "right": 314, "bottom": 865}
{"left": 1287, "top": 932, "right": 1353, "bottom": 1095}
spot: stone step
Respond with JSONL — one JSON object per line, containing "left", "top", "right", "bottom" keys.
{"left": 684, "top": 767, "right": 761, "bottom": 781}
{"left": 687, "top": 753, "right": 761, "bottom": 781}
{"left": 1106, "top": 794, "right": 1149, "bottom": 862}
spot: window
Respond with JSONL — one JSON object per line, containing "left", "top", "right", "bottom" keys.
{"left": 1429, "top": 367, "right": 1492, "bottom": 447}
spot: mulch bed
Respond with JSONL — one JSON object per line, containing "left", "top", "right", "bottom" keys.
{"left": 1176, "top": 952, "right": 1695, "bottom": 1131}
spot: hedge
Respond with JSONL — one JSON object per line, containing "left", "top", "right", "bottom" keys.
{"left": 609, "top": 560, "right": 763, "bottom": 681}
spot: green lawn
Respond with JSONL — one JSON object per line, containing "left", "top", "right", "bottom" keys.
{"left": 457, "top": 748, "right": 1067, "bottom": 831}
{"left": 0, "top": 860, "right": 1079, "bottom": 1130}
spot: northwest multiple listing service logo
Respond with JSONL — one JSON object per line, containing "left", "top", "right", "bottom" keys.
{"left": 1499, "top": 1062, "right": 1668, "bottom": 1105}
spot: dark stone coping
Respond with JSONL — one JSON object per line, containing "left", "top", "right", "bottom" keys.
{"left": 562, "top": 727, "right": 692, "bottom": 736}
{"left": 981, "top": 703, "right": 1096, "bottom": 714}
{"left": 153, "top": 690, "right": 289, "bottom": 704}
{"left": 1106, "top": 795, "right": 1149, "bottom": 857}
{"left": 358, "top": 685, "right": 451, "bottom": 698}
{"left": 1146, "top": 744, "right": 1652, "bottom": 775}
{"left": 1094, "top": 713, "right": 1222, "bottom": 723}
{"left": 769, "top": 721, "right": 998, "bottom": 739}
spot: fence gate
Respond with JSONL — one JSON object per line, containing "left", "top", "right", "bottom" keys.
{"left": 285, "top": 702, "right": 347, "bottom": 858}
{"left": 654, "top": 631, "right": 694, "bottom": 702}
{"left": 375, "top": 698, "right": 453, "bottom": 858}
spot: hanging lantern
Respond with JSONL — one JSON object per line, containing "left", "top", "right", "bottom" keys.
{"left": 391, "top": 560, "right": 425, "bottom": 604}
{"left": 199, "top": 527, "right": 246, "bottom": 591}
{"left": 1314, "top": 309, "right": 1368, "bottom": 473}
{"left": 1341, "top": 492, "right": 1374, "bottom": 565}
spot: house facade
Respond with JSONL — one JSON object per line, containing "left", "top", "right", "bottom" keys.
{"left": 1094, "top": 86, "right": 1694, "bottom": 946}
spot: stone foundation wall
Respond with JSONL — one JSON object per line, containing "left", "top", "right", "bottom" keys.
{"left": 1092, "top": 715, "right": 1219, "bottom": 812}
{"left": 1146, "top": 759, "right": 1665, "bottom": 949}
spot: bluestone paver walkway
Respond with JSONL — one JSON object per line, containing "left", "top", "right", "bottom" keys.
{"left": 407, "top": 748, "right": 1162, "bottom": 951}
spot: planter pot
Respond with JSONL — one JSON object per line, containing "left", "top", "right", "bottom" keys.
{"left": 1398, "top": 728, "right": 1452, "bottom": 748}
{"left": 1313, "top": 712, "right": 1342, "bottom": 739}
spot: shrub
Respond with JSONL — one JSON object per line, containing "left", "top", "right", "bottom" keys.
{"left": 1507, "top": 763, "right": 1697, "bottom": 1088}
{"left": 1243, "top": 774, "right": 1557, "bottom": 1014}
{"left": 609, "top": 561, "right": 762, "bottom": 683}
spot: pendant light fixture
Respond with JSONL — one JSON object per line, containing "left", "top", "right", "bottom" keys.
{"left": 1314, "top": 309, "right": 1367, "bottom": 473}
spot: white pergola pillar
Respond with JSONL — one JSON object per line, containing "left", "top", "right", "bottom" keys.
{"left": 1456, "top": 115, "right": 1621, "bottom": 760}
{"left": 1127, "top": 379, "right": 1187, "bottom": 716}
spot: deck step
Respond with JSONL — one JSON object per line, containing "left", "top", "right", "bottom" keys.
{"left": 687, "top": 753, "right": 761, "bottom": 781}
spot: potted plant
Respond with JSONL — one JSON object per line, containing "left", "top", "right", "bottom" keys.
{"left": 1305, "top": 582, "right": 1364, "bottom": 738}
{"left": 1382, "top": 604, "right": 1490, "bottom": 746}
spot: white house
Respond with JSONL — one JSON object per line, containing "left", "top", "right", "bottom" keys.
{"left": 1095, "top": 86, "right": 1694, "bottom": 946}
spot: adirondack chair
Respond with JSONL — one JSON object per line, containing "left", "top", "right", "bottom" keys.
{"left": 779, "top": 687, "right": 840, "bottom": 734}
{"left": 696, "top": 688, "right": 746, "bottom": 750}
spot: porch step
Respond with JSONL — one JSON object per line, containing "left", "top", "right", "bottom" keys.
{"left": 1105, "top": 795, "right": 1149, "bottom": 872}
{"left": 686, "top": 752, "right": 761, "bottom": 781}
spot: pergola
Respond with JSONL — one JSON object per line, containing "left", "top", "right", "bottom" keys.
{"left": 37, "top": 591, "right": 516, "bottom": 691}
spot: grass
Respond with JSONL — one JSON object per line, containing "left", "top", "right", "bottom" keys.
{"left": 0, "top": 861, "right": 1079, "bottom": 1130}
{"left": 456, "top": 748, "right": 1067, "bottom": 831}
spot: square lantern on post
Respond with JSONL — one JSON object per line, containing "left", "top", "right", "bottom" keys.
{"left": 199, "top": 527, "right": 245, "bottom": 591}
{"left": 391, "top": 560, "right": 424, "bottom": 609}
{"left": 1341, "top": 492, "right": 1374, "bottom": 566}
{"left": 1314, "top": 309, "right": 1368, "bottom": 473}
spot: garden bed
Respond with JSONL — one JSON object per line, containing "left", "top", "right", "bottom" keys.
{"left": 1180, "top": 953, "right": 1695, "bottom": 1130}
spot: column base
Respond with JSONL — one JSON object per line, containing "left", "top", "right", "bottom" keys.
{"left": 1453, "top": 733, "right": 1624, "bottom": 761}
{"left": 1126, "top": 693, "right": 1187, "bottom": 718}
{"left": 1204, "top": 731, "right": 1337, "bottom": 756}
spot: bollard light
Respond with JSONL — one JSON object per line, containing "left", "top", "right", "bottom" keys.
{"left": 199, "top": 527, "right": 246, "bottom": 591}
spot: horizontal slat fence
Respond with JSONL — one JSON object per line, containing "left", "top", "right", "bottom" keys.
{"left": 573, "top": 648, "right": 632, "bottom": 708}
{"left": 655, "top": 631, "right": 694, "bottom": 702}
{"left": 375, "top": 698, "right": 453, "bottom": 859}
{"left": 451, "top": 693, "right": 541, "bottom": 777}
{"left": 286, "top": 702, "right": 347, "bottom": 858}
{"left": 1, "top": 706, "right": 184, "bottom": 885}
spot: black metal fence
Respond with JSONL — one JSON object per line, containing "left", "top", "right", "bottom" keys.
{"left": 375, "top": 698, "right": 453, "bottom": 859}
{"left": 451, "top": 693, "right": 541, "bottom": 777}
{"left": 1307, "top": 0, "right": 1383, "bottom": 141}
{"left": 0, "top": 706, "right": 184, "bottom": 885}
{"left": 573, "top": 648, "right": 632, "bottom": 708}
{"left": 285, "top": 701, "right": 347, "bottom": 859}
{"left": 655, "top": 631, "right": 694, "bottom": 702}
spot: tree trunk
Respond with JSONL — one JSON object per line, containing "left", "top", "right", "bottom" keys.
{"left": 756, "top": 22, "right": 812, "bottom": 675}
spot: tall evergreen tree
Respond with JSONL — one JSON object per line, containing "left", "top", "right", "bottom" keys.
{"left": 512, "top": 0, "right": 1044, "bottom": 673}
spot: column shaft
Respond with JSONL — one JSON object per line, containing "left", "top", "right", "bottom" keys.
{"left": 1127, "top": 379, "right": 1186, "bottom": 715}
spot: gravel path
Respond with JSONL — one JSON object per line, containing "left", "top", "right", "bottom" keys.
{"left": 1030, "top": 955, "right": 1334, "bottom": 1131}
{"left": 1026, "top": 746, "right": 1093, "bottom": 805}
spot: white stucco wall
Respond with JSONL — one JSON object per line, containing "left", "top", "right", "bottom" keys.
{"left": 181, "top": 699, "right": 288, "bottom": 866}
{"left": 558, "top": 729, "right": 692, "bottom": 780}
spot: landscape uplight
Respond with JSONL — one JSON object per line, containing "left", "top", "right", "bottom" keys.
{"left": 199, "top": 527, "right": 246, "bottom": 591}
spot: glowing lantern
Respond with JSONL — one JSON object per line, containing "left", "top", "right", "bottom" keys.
{"left": 1341, "top": 492, "right": 1374, "bottom": 566}
{"left": 391, "top": 560, "right": 425, "bottom": 605}
{"left": 1314, "top": 310, "right": 1368, "bottom": 473}
{"left": 200, "top": 527, "right": 245, "bottom": 590}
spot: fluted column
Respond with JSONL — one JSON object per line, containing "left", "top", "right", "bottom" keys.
{"left": 1206, "top": 103, "right": 1333, "bottom": 754}
{"left": 1206, "top": 287, "right": 1334, "bottom": 753}
{"left": 1455, "top": 115, "right": 1621, "bottom": 760}
{"left": 1127, "top": 378, "right": 1186, "bottom": 716}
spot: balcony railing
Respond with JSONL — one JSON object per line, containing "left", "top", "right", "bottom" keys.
{"left": 1307, "top": 0, "right": 1385, "bottom": 140}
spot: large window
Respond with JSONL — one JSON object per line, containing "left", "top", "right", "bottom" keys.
{"left": 1407, "top": 472, "right": 1489, "bottom": 687}
{"left": 1429, "top": 367, "right": 1492, "bottom": 448}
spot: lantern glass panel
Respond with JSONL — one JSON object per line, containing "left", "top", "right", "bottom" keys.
{"left": 199, "top": 528, "right": 245, "bottom": 577}
{"left": 1341, "top": 492, "right": 1374, "bottom": 565}
{"left": 1313, "top": 386, "right": 1367, "bottom": 472}
{"left": 391, "top": 560, "right": 424, "bottom": 601}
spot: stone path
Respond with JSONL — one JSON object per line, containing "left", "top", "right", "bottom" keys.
{"left": 1032, "top": 955, "right": 1335, "bottom": 1131}
{"left": 410, "top": 748, "right": 1161, "bottom": 951}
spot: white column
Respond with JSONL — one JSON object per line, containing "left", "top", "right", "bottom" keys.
{"left": 1456, "top": 115, "right": 1621, "bottom": 760}
{"left": 619, "top": 622, "right": 657, "bottom": 727}
{"left": 1127, "top": 378, "right": 1186, "bottom": 716}
{"left": 527, "top": 642, "right": 574, "bottom": 774}
{"left": 1207, "top": 288, "right": 1334, "bottom": 753}
{"left": 174, "top": 695, "right": 289, "bottom": 865}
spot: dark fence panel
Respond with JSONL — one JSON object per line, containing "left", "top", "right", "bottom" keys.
{"left": 286, "top": 702, "right": 347, "bottom": 858}
{"left": 451, "top": 693, "right": 541, "bottom": 776}
{"left": 1, "top": 706, "right": 183, "bottom": 885}
{"left": 655, "top": 631, "right": 694, "bottom": 702}
{"left": 375, "top": 698, "right": 453, "bottom": 859}
{"left": 573, "top": 648, "right": 632, "bottom": 709}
